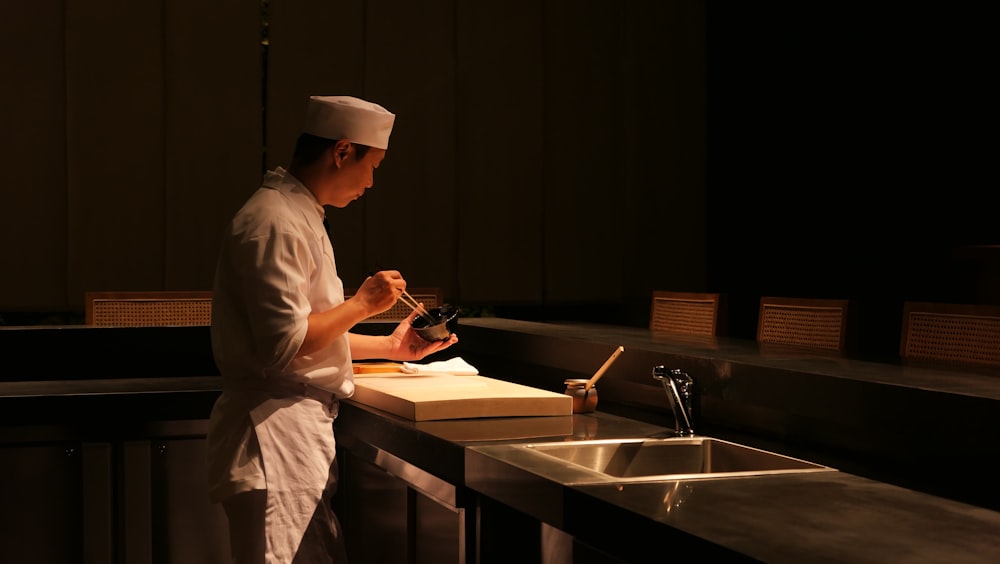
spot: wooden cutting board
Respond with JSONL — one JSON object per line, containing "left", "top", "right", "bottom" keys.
{"left": 351, "top": 372, "right": 573, "bottom": 421}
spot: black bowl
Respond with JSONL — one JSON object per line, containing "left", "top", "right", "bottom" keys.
{"left": 411, "top": 304, "right": 459, "bottom": 341}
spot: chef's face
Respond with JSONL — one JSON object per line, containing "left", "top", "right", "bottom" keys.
{"left": 328, "top": 144, "right": 386, "bottom": 208}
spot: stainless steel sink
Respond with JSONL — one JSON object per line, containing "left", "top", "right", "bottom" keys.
{"left": 489, "top": 436, "right": 833, "bottom": 484}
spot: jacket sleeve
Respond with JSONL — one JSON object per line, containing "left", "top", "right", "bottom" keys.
{"left": 230, "top": 217, "right": 315, "bottom": 376}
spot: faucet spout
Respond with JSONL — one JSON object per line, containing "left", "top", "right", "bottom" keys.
{"left": 652, "top": 366, "right": 695, "bottom": 436}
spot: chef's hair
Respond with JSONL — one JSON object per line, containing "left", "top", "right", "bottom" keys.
{"left": 291, "top": 133, "right": 371, "bottom": 166}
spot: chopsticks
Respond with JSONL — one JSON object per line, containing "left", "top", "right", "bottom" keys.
{"left": 399, "top": 290, "right": 436, "bottom": 325}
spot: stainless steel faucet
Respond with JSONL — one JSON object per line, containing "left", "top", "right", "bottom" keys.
{"left": 652, "top": 366, "right": 695, "bottom": 436}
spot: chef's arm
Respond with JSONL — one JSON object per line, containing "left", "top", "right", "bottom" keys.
{"left": 298, "top": 299, "right": 371, "bottom": 357}
{"left": 298, "top": 271, "right": 404, "bottom": 357}
{"left": 348, "top": 332, "right": 394, "bottom": 359}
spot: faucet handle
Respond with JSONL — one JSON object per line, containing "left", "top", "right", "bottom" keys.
{"left": 652, "top": 365, "right": 671, "bottom": 381}
{"left": 652, "top": 366, "right": 689, "bottom": 382}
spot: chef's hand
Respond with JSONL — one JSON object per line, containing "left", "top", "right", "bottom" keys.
{"left": 386, "top": 309, "right": 459, "bottom": 361}
{"left": 353, "top": 270, "right": 406, "bottom": 318}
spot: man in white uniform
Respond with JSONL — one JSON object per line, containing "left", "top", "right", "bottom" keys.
{"left": 207, "top": 95, "right": 457, "bottom": 563}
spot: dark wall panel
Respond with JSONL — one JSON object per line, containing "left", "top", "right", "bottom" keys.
{"left": 455, "top": 1, "right": 546, "bottom": 304}
{"left": 620, "top": 1, "right": 707, "bottom": 305}
{"left": 542, "top": 1, "right": 631, "bottom": 303}
{"left": 0, "top": 1, "right": 67, "bottom": 309}
{"left": 2, "top": 0, "right": 709, "bottom": 332}
{"left": 0, "top": 2, "right": 265, "bottom": 312}
{"left": 164, "top": 0, "right": 264, "bottom": 292}
{"left": 65, "top": 1, "right": 165, "bottom": 303}
{"left": 363, "top": 0, "right": 458, "bottom": 294}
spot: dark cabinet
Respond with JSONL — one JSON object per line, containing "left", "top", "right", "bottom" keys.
{"left": 338, "top": 446, "right": 468, "bottom": 564}
{"left": 0, "top": 443, "right": 87, "bottom": 564}
{"left": 0, "top": 424, "right": 229, "bottom": 563}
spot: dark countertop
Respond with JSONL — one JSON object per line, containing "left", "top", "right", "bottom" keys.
{"left": 0, "top": 376, "right": 222, "bottom": 437}
{"left": 564, "top": 473, "right": 1000, "bottom": 563}
{"left": 338, "top": 400, "right": 1000, "bottom": 563}
{"left": 4, "top": 370, "right": 998, "bottom": 562}
{"left": 4, "top": 320, "right": 1000, "bottom": 561}
{"left": 451, "top": 318, "right": 1000, "bottom": 511}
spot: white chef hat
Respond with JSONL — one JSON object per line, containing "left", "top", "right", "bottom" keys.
{"left": 303, "top": 95, "right": 395, "bottom": 150}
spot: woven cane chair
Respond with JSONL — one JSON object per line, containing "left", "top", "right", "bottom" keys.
{"left": 345, "top": 287, "right": 444, "bottom": 322}
{"left": 757, "top": 296, "right": 854, "bottom": 355}
{"left": 900, "top": 301, "right": 1000, "bottom": 369}
{"left": 649, "top": 291, "right": 725, "bottom": 336}
{"left": 85, "top": 291, "right": 213, "bottom": 327}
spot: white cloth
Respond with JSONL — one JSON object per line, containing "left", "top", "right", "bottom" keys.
{"left": 207, "top": 167, "right": 352, "bottom": 562}
{"left": 401, "top": 357, "right": 479, "bottom": 375}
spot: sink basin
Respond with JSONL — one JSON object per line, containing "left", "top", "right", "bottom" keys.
{"left": 498, "top": 436, "right": 833, "bottom": 484}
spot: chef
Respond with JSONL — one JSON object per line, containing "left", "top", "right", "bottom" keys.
{"left": 206, "top": 95, "right": 458, "bottom": 563}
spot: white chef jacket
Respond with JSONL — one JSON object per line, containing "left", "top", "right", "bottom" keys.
{"left": 206, "top": 167, "right": 353, "bottom": 560}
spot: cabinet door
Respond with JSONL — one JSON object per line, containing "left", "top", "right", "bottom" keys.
{"left": 339, "top": 450, "right": 409, "bottom": 564}
{"left": 414, "top": 493, "right": 465, "bottom": 564}
{"left": 150, "top": 438, "right": 232, "bottom": 564}
{"left": 339, "top": 447, "right": 468, "bottom": 564}
{"left": 0, "top": 443, "right": 85, "bottom": 564}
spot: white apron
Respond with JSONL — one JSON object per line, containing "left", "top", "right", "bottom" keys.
{"left": 207, "top": 168, "right": 353, "bottom": 562}
{"left": 209, "top": 386, "right": 342, "bottom": 561}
